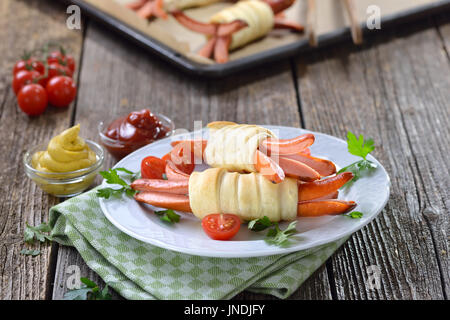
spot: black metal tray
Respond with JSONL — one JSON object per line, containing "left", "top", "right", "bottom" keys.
{"left": 60, "top": 0, "right": 450, "bottom": 78}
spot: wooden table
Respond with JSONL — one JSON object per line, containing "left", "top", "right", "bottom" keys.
{"left": 1, "top": 0, "right": 448, "bottom": 300}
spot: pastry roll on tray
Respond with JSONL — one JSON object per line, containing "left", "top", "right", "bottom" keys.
{"left": 209, "top": 0, "right": 275, "bottom": 50}
{"left": 189, "top": 168, "right": 298, "bottom": 221}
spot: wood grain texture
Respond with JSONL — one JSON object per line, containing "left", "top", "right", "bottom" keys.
{"left": 51, "top": 19, "right": 333, "bottom": 300}
{"left": 293, "top": 17, "right": 449, "bottom": 299}
{"left": 0, "top": 0, "right": 84, "bottom": 299}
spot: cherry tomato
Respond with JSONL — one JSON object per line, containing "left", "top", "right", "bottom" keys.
{"left": 48, "top": 63, "right": 73, "bottom": 78}
{"left": 13, "top": 60, "right": 30, "bottom": 75}
{"left": 12, "top": 70, "right": 42, "bottom": 95}
{"left": 47, "top": 50, "right": 64, "bottom": 65}
{"left": 45, "top": 76, "right": 77, "bottom": 108}
{"left": 17, "top": 84, "right": 48, "bottom": 116}
{"left": 201, "top": 214, "right": 241, "bottom": 240}
{"left": 47, "top": 51, "right": 76, "bottom": 72}
{"left": 30, "top": 60, "right": 45, "bottom": 74}
{"left": 65, "top": 55, "right": 76, "bottom": 72}
{"left": 169, "top": 142, "right": 195, "bottom": 175}
{"left": 13, "top": 58, "right": 45, "bottom": 75}
{"left": 141, "top": 156, "right": 166, "bottom": 179}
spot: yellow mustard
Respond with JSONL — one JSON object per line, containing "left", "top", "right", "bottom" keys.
{"left": 30, "top": 125, "right": 99, "bottom": 196}
{"left": 32, "top": 124, "right": 96, "bottom": 173}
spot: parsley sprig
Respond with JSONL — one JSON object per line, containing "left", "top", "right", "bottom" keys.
{"left": 97, "top": 168, "right": 139, "bottom": 199}
{"left": 248, "top": 216, "right": 274, "bottom": 231}
{"left": 21, "top": 222, "right": 54, "bottom": 257}
{"left": 63, "top": 278, "right": 112, "bottom": 300}
{"left": 338, "top": 131, "right": 378, "bottom": 187}
{"left": 345, "top": 211, "right": 364, "bottom": 219}
{"left": 20, "top": 249, "right": 41, "bottom": 256}
{"left": 24, "top": 222, "right": 53, "bottom": 244}
{"left": 155, "top": 209, "right": 180, "bottom": 224}
{"left": 248, "top": 217, "right": 298, "bottom": 247}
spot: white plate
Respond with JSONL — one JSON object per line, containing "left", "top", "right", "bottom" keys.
{"left": 99, "top": 126, "right": 390, "bottom": 258}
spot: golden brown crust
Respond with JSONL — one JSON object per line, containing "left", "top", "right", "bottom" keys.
{"left": 206, "top": 121, "right": 237, "bottom": 130}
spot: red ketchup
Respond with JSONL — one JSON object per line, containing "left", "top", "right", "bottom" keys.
{"left": 102, "top": 109, "right": 170, "bottom": 159}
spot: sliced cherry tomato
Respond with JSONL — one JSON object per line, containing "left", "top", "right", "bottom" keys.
{"left": 12, "top": 70, "right": 43, "bottom": 95}
{"left": 141, "top": 156, "right": 166, "bottom": 179}
{"left": 17, "top": 84, "right": 48, "bottom": 116}
{"left": 201, "top": 214, "right": 241, "bottom": 240}
{"left": 46, "top": 76, "right": 77, "bottom": 108}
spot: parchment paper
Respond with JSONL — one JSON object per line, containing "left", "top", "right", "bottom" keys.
{"left": 82, "top": 0, "right": 440, "bottom": 64}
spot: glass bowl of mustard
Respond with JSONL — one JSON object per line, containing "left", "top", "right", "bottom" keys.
{"left": 23, "top": 140, "right": 104, "bottom": 198}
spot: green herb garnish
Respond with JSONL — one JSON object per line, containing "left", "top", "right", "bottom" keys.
{"left": 96, "top": 168, "right": 138, "bottom": 199}
{"left": 265, "top": 221, "right": 298, "bottom": 247}
{"left": 24, "top": 222, "right": 53, "bottom": 244}
{"left": 155, "top": 209, "right": 180, "bottom": 224}
{"left": 338, "top": 131, "right": 378, "bottom": 187}
{"left": 346, "top": 211, "right": 364, "bottom": 219}
{"left": 248, "top": 216, "right": 275, "bottom": 231}
{"left": 63, "top": 277, "right": 112, "bottom": 300}
{"left": 20, "top": 249, "right": 41, "bottom": 256}
{"left": 248, "top": 216, "right": 298, "bottom": 247}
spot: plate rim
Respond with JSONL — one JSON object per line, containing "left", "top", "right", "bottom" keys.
{"left": 99, "top": 125, "right": 391, "bottom": 258}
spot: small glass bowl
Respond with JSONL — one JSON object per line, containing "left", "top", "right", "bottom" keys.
{"left": 23, "top": 140, "right": 104, "bottom": 198}
{"left": 98, "top": 112, "right": 175, "bottom": 160}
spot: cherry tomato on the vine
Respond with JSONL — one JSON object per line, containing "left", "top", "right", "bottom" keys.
{"left": 201, "top": 214, "right": 241, "bottom": 240}
{"left": 48, "top": 62, "right": 73, "bottom": 79}
{"left": 12, "top": 70, "right": 43, "bottom": 95}
{"left": 47, "top": 51, "right": 76, "bottom": 73}
{"left": 45, "top": 76, "right": 77, "bottom": 108}
{"left": 13, "top": 58, "right": 45, "bottom": 75}
{"left": 17, "top": 84, "right": 48, "bottom": 116}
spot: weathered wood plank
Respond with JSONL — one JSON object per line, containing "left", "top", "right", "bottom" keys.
{"left": 0, "top": 0, "right": 84, "bottom": 299}
{"left": 52, "top": 19, "right": 333, "bottom": 300}
{"left": 294, "top": 17, "right": 449, "bottom": 299}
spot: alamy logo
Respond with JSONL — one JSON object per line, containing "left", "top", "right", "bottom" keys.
{"left": 66, "top": 264, "right": 82, "bottom": 289}
{"left": 366, "top": 265, "right": 381, "bottom": 290}
{"left": 366, "top": 5, "right": 381, "bottom": 30}
{"left": 66, "top": 5, "right": 81, "bottom": 30}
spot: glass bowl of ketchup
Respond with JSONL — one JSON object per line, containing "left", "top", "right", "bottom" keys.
{"left": 98, "top": 109, "right": 175, "bottom": 160}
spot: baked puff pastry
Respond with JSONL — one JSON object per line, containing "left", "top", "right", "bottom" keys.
{"left": 164, "top": 0, "right": 221, "bottom": 11}
{"left": 189, "top": 167, "right": 298, "bottom": 221}
{"left": 204, "top": 121, "right": 275, "bottom": 173}
{"left": 209, "top": 0, "right": 275, "bottom": 50}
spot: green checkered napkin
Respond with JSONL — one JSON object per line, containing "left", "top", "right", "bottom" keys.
{"left": 49, "top": 187, "right": 347, "bottom": 300}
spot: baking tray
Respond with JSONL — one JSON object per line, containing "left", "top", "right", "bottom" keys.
{"left": 59, "top": 0, "right": 450, "bottom": 78}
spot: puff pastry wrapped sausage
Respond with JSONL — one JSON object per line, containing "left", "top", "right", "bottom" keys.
{"left": 169, "top": 121, "right": 337, "bottom": 183}
{"left": 132, "top": 168, "right": 358, "bottom": 221}
{"left": 209, "top": 0, "right": 275, "bottom": 50}
{"left": 172, "top": 0, "right": 304, "bottom": 63}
